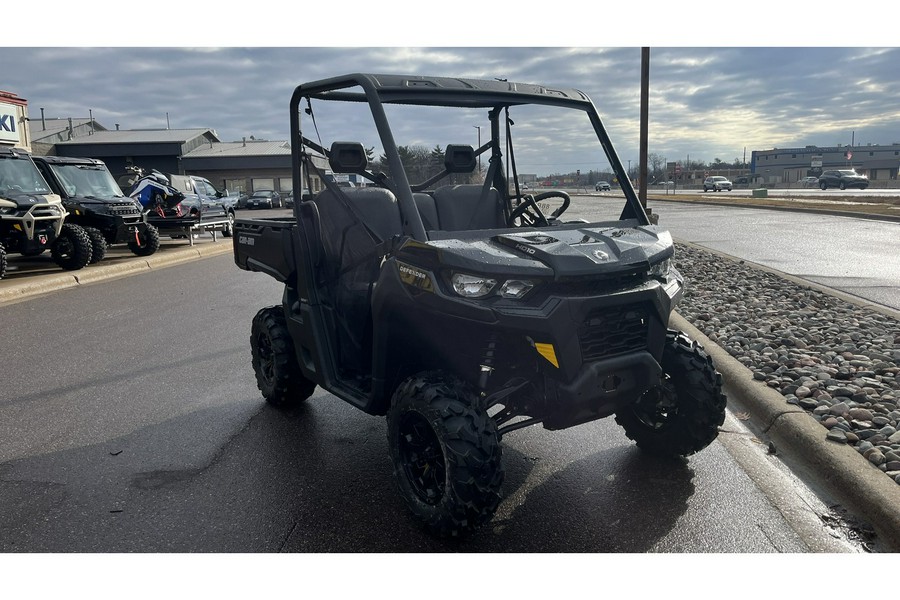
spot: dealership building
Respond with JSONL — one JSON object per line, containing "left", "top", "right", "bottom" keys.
{"left": 26, "top": 117, "right": 328, "bottom": 196}
{"left": 750, "top": 143, "right": 900, "bottom": 185}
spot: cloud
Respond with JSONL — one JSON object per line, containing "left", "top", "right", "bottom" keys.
{"left": 4, "top": 46, "right": 899, "bottom": 171}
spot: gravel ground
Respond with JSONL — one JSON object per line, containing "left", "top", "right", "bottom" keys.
{"left": 674, "top": 243, "right": 900, "bottom": 486}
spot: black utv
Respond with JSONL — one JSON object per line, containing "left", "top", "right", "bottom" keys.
{"left": 0, "top": 146, "right": 92, "bottom": 278}
{"left": 32, "top": 156, "right": 160, "bottom": 261}
{"left": 233, "top": 74, "right": 727, "bottom": 537}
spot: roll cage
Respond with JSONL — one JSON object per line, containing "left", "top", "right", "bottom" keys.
{"left": 289, "top": 73, "right": 649, "bottom": 241}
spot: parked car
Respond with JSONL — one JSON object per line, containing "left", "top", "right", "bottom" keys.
{"left": 654, "top": 180, "right": 675, "bottom": 187}
{"left": 246, "top": 190, "right": 282, "bottom": 209}
{"left": 595, "top": 181, "right": 611, "bottom": 191}
{"left": 818, "top": 169, "right": 868, "bottom": 190}
{"left": 284, "top": 189, "right": 311, "bottom": 209}
{"left": 702, "top": 176, "right": 732, "bottom": 192}
{"left": 799, "top": 176, "right": 820, "bottom": 187}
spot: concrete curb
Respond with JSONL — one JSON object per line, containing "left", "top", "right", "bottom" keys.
{"left": 648, "top": 195, "right": 900, "bottom": 223}
{"left": 0, "top": 241, "right": 233, "bottom": 306}
{"left": 670, "top": 311, "right": 900, "bottom": 551}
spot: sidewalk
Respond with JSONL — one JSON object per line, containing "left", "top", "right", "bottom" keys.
{"left": 0, "top": 234, "right": 233, "bottom": 306}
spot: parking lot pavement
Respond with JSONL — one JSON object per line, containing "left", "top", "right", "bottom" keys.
{"left": 0, "top": 233, "right": 234, "bottom": 306}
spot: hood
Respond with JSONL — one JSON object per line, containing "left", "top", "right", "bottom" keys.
{"left": 427, "top": 224, "right": 674, "bottom": 280}
{"left": 0, "top": 190, "right": 61, "bottom": 209}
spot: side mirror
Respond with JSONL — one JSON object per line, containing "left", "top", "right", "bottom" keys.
{"left": 329, "top": 142, "right": 368, "bottom": 173}
{"left": 444, "top": 144, "right": 476, "bottom": 173}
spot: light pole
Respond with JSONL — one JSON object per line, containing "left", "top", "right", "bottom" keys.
{"left": 473, "top": 125, "right": 482, "bottom": 173}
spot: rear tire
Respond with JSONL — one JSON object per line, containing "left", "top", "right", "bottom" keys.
{"left": 0, "top": 242, "right": 7, "bottom": 279}
{"left": 128, "top": 224, "right": 160, "bottom": 256}
{"left": 615, "top": 330, "right": 726, "bottom": 457}
{"left": 250, "top": 306, "right": 316, "bottom": 407}
{"left": 222, "top": 211, "right": 235, "bottom": 237}
{"left": 82, "top": 226, "right": 107, "bottom": 264}
{"left": 387, "top": 372, "right": 503, "bottom": 538}
{"left": 820, "top": 182, "right": 827, "bottom": 190}
{"left": 51, "top": 223, "right": 92, "bottom": 271}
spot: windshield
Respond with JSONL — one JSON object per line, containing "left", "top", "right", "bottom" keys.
{"left": 302, "top": 92, "right": 635, "bottom": 224}
{"left": 49, "top": 162, "right": 124, "bottom": 198}
{"left": 0, "top": 156, "right": 52, "bottom": 195}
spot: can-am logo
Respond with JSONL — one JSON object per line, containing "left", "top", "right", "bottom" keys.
{"left": 238, "top": 235, "right": 255, "bottom": 246}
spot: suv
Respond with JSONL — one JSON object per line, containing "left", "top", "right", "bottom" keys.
{"left": 818, "top": 169, "right": 868, "bottom": 190}
{"left": 33, "top": 156, "right": 160, "bottom": 261}
{"left": 0, "top": 146, "right": 92, "bottom": 278}
{"left": 595, "top": 181, "right": 611, "bottom": 191}
{"left": 702, "top": 176, "right": 732, "bottom": 192}
{"left": 233, "top": 73, "right": 726, "bottom": 537}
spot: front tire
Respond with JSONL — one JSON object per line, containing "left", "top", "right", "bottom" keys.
{"left": 82, "top": 226, "right": 107, "bottom": 264}
{"left": 387, "top": 372, "right": 503, "bottom": 537}
{"left": 839, "top": 182, "right": 846, "bottom": 190}
{"left": 51, "top": 223, "right": 92, "bottom": 271}
{"left": 250, "top": 306, "right": 316, "bottom": 407}
{"left": 128, "top": 224, "right": 160, "bottom": 256}
{"left": 0, "top": 242, "right": 7, "bottom": 279}
{"left": 615, "top": 330, "right": 726, "bottom": 457}
{"left": 820, "top": 182, "right": 827, "bottom": 190}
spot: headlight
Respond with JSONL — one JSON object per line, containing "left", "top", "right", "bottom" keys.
{"left": 499, "top": 279, "right": 534, "bottom": 299}
{"left": 649, "top": 258, "right": 672, "bottom": 280}
{"left": 451, "top": 273, "right": 497, "bottom": 298}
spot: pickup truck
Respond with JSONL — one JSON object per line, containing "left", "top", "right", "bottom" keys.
{"left": 166, "top": 174, "right": 237, "bottom": 237}
{"left": 117, "top": 168, "right": 236, "bottom": 243}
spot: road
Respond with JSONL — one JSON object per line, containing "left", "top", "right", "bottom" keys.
{"left": 0, "top": 234, "right": 857, "bottom": 553}
{"left": 568, "top": 194, "right": 900, "bottom": 311}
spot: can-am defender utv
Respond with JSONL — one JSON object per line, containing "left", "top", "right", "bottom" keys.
{"left": 32, "top": 155, "right": 161, "bottom": 261}
{"left": 233, "top": 74, "right": 727, "bottom": 537}
{"left": 0, "top": 146, "right": 92, "bottom": 279}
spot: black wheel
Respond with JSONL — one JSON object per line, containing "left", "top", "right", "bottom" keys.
{"left": 0, "top": 242, "right": 7, "bottom": 279}
{"left": 615, "top": 330, "right": 726, "bottom": 457}
{"left": 222, "top": 211, "right": 235, "bottom": 238}
{"left": 250, "top": 306, "right": 315, "bottom": 407}
{"left": 703, "top": 186, "right": 708, "bottom": 192}
{"left": 128, "top": 224, "right": 160, "bottom": 256}
{"left": 820, "top": 182, "right": 827, "bottom": 190}
{"left": 387, "top": 372, "right": 503, "bottom": 537}
{"left": 839, "top": 182, "right": 846, "bottom": 190}
{"left": 82, "top": 226, "right": 107, "bottom": 264}
{"left": 51, "top": 223, "right": 92, "bottom": 271}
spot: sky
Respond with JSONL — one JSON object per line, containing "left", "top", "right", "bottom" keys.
{"left": 4, "top": 4, "right": 899, "bottom": 174}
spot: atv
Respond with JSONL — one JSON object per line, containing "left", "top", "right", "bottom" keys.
{"left": 0, "top": 146, "right": 92, "bottom": 278}
{"left": 233, "top": 74, "right": 727, "bottom": 537}
{"left": 32, "top": 156, "right": 161, "bottom": 261}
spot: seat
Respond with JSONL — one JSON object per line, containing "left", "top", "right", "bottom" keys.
{"left": 432, "top": 184, "right": 505, "bottom": 231}
{"left": 312, "top": 187, "right": 403, "bottom": 375}
{"left": 413, "top": 192, "right": 440, "bottom": 231}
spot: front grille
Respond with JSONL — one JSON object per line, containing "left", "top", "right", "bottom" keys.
{"left": 107, "top": 202, "right": 141, "bottom": 216}
{"left": 578, "top": 304, "right": 649, "bottom": 361}
{"left": 551, "top": 270, "right": 648, "bottom": 296}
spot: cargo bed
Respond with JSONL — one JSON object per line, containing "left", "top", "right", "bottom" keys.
{"left": 232, "top": 217, "right": 298, "bottom": 282}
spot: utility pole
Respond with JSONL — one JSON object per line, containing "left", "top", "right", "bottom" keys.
{"left": 639, "top": 47, "right": 650, "bottom": 215}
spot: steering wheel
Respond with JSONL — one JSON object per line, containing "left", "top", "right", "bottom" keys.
{"left": 534, "top": 190, "right": 571, "bottom": 219}
{"left": 508, "top": 194, "right": 550, "bottom": 227}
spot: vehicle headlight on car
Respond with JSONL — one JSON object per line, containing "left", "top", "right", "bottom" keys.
{"left": 498, "top": 279, "right": 534, "bottom": 299}
{"left": 450, "top": 272, "right": 536, "bottom": 299}
{"left": 451, "top": 273, "right": 497, "bottom": 298}
{"left": 649, "top": 258, "right": 672, "bottom": 281}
